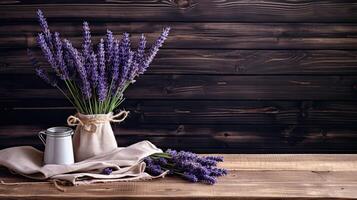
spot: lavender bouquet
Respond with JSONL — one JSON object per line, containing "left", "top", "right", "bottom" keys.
{"left": 29, "top": 10, "right": 170, "bottom": 114}
{"left": 101, "top": 149, "right": 227, "bottom": 184}
{"left": 144, "top": 150, "right": 227, "bottom": 184}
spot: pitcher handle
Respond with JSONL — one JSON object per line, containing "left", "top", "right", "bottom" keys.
{"left": 38, "top": 131, "right": 46, "bottom": 145}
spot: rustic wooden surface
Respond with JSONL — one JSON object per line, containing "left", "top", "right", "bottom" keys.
{"left": 1, "top": 154, "right": 357, "bottom": 199}
{"left": 1, "top": 0, "right": 357, "bottom": 22}
{"left": 1, "top": 0, "right": 357, "bottom": 153}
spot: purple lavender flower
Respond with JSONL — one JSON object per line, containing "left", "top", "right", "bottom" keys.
{"left": 202, "top": 175, "right": 217, "bottom": 185}
{"left": 82, "top": 21, "right": 97, "bottom": 84}
{"left": 144, "top": 161, "right": 164, "bottom": 176}
{"left": 119, "top": 33, "right": 131, "bottom": 68}
{"left": 97, "top": 39, "right": 108, "bottom": 101}
{"left": 63, "top": 39, "right": 92, "bottom": 99}
{"left": 205, "top": 156, "right": 224, "bottom": 162}
{"left": 178, "top": 161, "right": 209, "bottom": 178}
{"left": 35, "top": 68, "right": 57, "bottom": 87}
{"left": 106, "top": 30, "right": 115, "bottom": 63}
{"left": 136, "top": 34, "right": 147, "bottom": 75}
{"left": 102, "top": 167, "right": 113, "bottom": 175}
{"left": 81, "top": 23, "right": 98, "bottom": 89}
{"left": 28, "top": 49, "right": 57, "bottom": 87}
{"left": 166, "top": 149, "right": 178, "bottom": 157}
{"left": 82, "top": 21, "right": 93, "bottom": 60}
{"left": 170, "top": 150, "right": 199, "bottom": 162}
{"left": 153, "top": 157, "right": 168, "bottom": 166}
{"left": 37, "top": 9, "right": 53, "bottom": 50}
{"left": 144, "top": 27, "right": 170, "bottom": 70}
{"left": 117, "top": 33, "right": 132, "bottom": 83}
{"left": 116, "top": 50, "right": 133, "bottom": 90}
{"left": 54, "top": 32, "right": 69, "bottom": 80}
{"left": 110, "top": 39, "right": 120, "bottom": 93}
{"left": 63, "top": 51, "right": 76, "bottom": 78}
{"left": 197, "top": 157, "right": 217, "bottom": 167}
{"left": 120, "top": 33, "right": 131, "bottom": 54}
{"left": 127, "top": 60, "right": 139, "bottom": 81}
{"left": 124, "top": 50, "right": 134, "bottom": 80}
{"left": 37, "top": 33, "right": 58, "bottom": 72}
{"left": 148, "top": 164, "right": 164, "bottom": 176}
{"left": 209, "top": 167, "right": 228, "bottom": 177}
{"left": 144, "top": 157, "right": 154, "bottom": 165}
{"left": 182, "top": 172, "right": 198, "bottom": 183}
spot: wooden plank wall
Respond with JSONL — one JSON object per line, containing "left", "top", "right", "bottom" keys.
{"left": 1, "top": 0, "right": 357, "bottom": 153}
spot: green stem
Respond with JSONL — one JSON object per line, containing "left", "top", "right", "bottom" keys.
{"left": 64, "top": 80, "right": 84, "bottom": 113}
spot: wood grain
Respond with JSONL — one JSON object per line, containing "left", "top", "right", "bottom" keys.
{"left": 3, "top": 49, "right": 357, "bottom": 75}
{"left": 1, "top": 124, "right": 357, "bottom": 153}
{"left": 0, "top": 171, "right": 356, "bottom": 199}
{"left": 1, "top": 0, "right": 357, "bottom": 154}
{"left": 2, "top": 101, "right": 357, "bottom": 125}
{"left": 2, "top": 23, "right": 357, "bottom": 49}
{"left": 1, "top": 75, "right": 357, "bottom": 100}
{"left": 0, "top": 0, "right": 356, "bottom": 22}
{"left": 1, "top": 155, "right": 357, "bottom": 199}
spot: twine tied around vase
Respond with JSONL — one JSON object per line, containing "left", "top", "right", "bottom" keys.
{"left": 67, "top": 111, "right": 129, "bottom": 133}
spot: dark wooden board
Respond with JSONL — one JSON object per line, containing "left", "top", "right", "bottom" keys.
{"left": 1, "top": 0, "right": 357, "bottom": 154}
{"left": 1, "top": 124, "right": 357, "bottom": 153}
{"left": 0, "top": 0, "right": 357, "bottom": 22}
{"left": 3, "top": 49, "right": 357, "bottom": 75}
{"left": 2, "top": 101, "right": 357, "bottom": 126}
{"left": 1, "top": 74, "right": 357, "bottom": 100}
{"left": 2, "top": 22, "right": 357, "bottom": 49}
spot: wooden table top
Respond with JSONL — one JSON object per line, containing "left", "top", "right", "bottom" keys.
{"left": 1, "top": 154, "right": 357, "bottom": 199}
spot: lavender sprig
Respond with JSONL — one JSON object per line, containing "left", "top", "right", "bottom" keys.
{"left": 111, "top": 40, "right": 120, "bottom": 93}
{"left": 183, "top": 172, "right": 198, "bottom": 183}
{"left": 117, "top": 50, "right": 133, "bottom": 90}
{"left": 144, "top": 157, "right": 164, "bottom": 176}
{"left": 37, "top": 9, "right": 53, "bottom": 50}
{"left": 35, "top": 68, "right": 57, "bottom": 87}
{"left": 106, "top": 30, "right": 115, "bottom": 64}
{"left": 54, "top": 32, "right": 69, "bottom": 80}
{"left": 63, "top": 39, "right": 92, "bottom": 99}
{"left": 144, "top": 149, "right": 227, "bottom": 185}
{"left": 97, "top": 39, "right": 108, "bottom": 102}
{"left": 144, "top": 27, "right": 170, "bottom": 69}
{"left": 28, "top": 49, "right": 58, "bottom": 88}
{"left": 136, "top": 34, "right": 147, "bottom": 75}
{"left": 82, "top": 21, "right": 93, "bottom": 59}
{"left": 102, "top": 167, "right": 113, "bottom": 175}
{"left": 37, "top": 33, "right": 58, "bottom": 72}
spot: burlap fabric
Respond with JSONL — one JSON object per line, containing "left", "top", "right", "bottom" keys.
{"left": 67, "top": 111, "right": 129, "bottom": 162}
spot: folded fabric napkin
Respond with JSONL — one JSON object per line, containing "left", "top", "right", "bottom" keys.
{"left": 0, "top": 140, "right": 166, "bottom": 185}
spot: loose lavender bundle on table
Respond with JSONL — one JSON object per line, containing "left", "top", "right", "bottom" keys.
{"left": 29, "top": 10, "right": 170, "bottom": 114}
{"left": 145, "top": 150, "right": 227, "bottom": 185}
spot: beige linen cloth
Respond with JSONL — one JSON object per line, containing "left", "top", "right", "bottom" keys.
{"left": 0, "top": 140, "right": 166, "bottom": 185}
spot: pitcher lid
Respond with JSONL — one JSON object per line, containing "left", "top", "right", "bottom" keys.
{"left": 45, "top": 127, "right": 73, "bottom": 137}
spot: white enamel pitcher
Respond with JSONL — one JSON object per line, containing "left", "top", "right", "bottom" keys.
{"left": 38, "top": 127, "right": 74, "bottom": 165}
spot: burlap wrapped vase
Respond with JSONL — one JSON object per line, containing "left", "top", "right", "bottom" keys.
{"left": 67, "top": 111, "right": 129, "bottom": 162}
